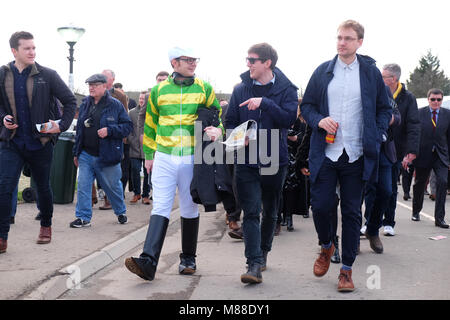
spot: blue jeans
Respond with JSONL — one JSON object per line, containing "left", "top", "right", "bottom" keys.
{"left": 75, "top": 151, "right": 126, "bottom": 221}
{"left": 0, "top": 141, "right": 54, "bottom": 240}
{"left": 364, "top": 151, "right": 394, "bottom": 235}
{"left": 130, "top": 158, "right": 150, "bottom": 197}
{"left": 310, "top": 151, "right": 363, "bottom": 267}
{"left": 235, "top": 165, "right": 287, "bottom": 265}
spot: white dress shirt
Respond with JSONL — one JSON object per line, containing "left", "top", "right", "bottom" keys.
{"left": 326, "top": 57, "right": 364, "bottom": 163}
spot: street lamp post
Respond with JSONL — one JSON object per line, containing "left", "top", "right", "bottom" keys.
{"left": 57, "top": 26, "right": 85, "bottom": 92}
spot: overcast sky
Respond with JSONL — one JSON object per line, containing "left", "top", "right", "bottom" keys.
{"left": 1, "top": 0, "right": 449, "bottom": 96}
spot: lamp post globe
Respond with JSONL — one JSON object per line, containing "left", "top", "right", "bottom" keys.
{"left": 57, "top": 26, "right": 85, "bottom": 92}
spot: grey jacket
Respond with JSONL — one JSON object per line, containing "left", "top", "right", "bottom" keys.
{"left": 128, "top": 104, "right": 145, "bottom": 159}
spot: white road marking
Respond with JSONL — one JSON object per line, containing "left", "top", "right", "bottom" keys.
{"left": 396, "top": 201, "right": 435, "bottom": 222}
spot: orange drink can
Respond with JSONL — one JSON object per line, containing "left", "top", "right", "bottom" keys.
{"left": 325, "top": 132, "right": 336, "bottom": 144}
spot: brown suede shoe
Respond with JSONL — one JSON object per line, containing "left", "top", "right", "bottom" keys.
{"left": 228, "top": 220, "right": 240, "bottom": 231}
{"left": 37, "top": 226, "right": 52, "bottom": 244}
{"left": 142, "top": 197, "right": 151, "bottom": 205}
{"left": 338, "top": 269, "right": 355, "bottom": 292}
{"left": 0, "top": 238, "right": 7, "bottom": 254}
{"left": 313, "top": 243, "right": 335, "bottom": 277}
{"left": 130, "top": 194, "right": 141, "bottom": 204}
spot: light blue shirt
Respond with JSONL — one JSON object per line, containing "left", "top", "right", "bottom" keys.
{"left": 326, "top": 57, "right": 363, "bottom": 162}
{"left": 253, "top": 74, "right": 276, "bottom": 86}
{"left": 429, "top": 107, "right": 440, "bottom": 125}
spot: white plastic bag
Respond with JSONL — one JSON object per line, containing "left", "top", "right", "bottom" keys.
{"left": 36, "top": 120, "right": 61, "bottom": 133}
{"left": 221, "top": 120, "right": 257, "bottom": 152}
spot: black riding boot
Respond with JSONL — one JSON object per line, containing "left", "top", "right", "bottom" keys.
{"left": 331, "top": 235, "right": 341, "bottom": 264}
{"left": 179, "top": 216, "right": 199, "bottom": 275}
{"left": 124, "top": 214, "right": 169, "bottom": 281}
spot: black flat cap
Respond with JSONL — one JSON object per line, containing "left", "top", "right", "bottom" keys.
{"left": 85, "top": 73, "right": 107, "bottom": 84}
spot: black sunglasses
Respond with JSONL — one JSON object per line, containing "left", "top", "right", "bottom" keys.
{"left": 430, "top": 98, "right": 442, "bottom": 102}
{"left": 246, "top": 57, "right": 266, "bottom": 64}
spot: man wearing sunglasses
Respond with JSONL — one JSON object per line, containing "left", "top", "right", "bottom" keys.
{"left": 412, "top": 88, "right": 450, "bottom": 228}
{"left": 225, "top": 43, "right": 298, "bottom": 284}
{"left": 125, "top": 46, "right": 224, "bottom": 281}
{"left": 300, "top": 20, "right": 392, "bottom": 292}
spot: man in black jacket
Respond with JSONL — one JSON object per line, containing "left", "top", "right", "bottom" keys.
{"left": 226, "top": 43, "right": 298, "bottom": 284}
{"left": 412, "top": 88, "right": 450, "bottom": 228}
{"left": 381, "top": 64, "right": 420, "bottom": 235}
{"left": 0, "top": 31, "right": 76, "bottom": 253}
{"left": 363, "top": 92, "right": 401, "bottom": 253}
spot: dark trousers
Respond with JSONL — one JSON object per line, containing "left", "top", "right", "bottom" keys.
{"left": 226, "top": 164, "right": 241, "bottom": 222}
{"left": 413, "top": 153, "right": 448, "bottom": 221}
{"left": 120, "top": 144, "right": 130, "bottom": 194}
{"left": 310, "top": 151, "right": 363, "bottom": 267}
{"left": 130, "top": 158, "right": 150, "bottom": 198}
{"left": 448, "top": 170, "right": 450, "bottom": 189}
{"left": 385, "top": 160, "right": 401, "bottom": 227}
{"left": 0, "top": 141, "right": 54, "bottom": 240}
{"left": 236, "top": 164, "right": 287, "bottom": 265}
{"left": 401, "top": 164, "right": 414, "bottom": 196}
{"left": 364, "top": 151, "right": 394, "bottom": 235}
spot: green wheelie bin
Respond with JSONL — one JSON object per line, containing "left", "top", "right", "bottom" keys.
{"left": 50, "top": 131, "right": 77, "bottom": 204}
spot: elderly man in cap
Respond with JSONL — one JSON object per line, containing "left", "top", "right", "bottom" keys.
{"left": 70, "top": 73, "right": 132, "bottom": 228}
{"left": 125, "top": 47, "right": 223, "bottom": 281}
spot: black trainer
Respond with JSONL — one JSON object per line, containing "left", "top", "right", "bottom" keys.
{"left": 118, "top": 214, "right": 128, "bottom": 224}
{"left": 70, "top": 218, "right": 91, "bottom": 228}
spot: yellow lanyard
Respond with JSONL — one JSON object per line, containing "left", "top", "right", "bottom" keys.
{"left": 432, "top": 112, "right": 437, "bottom": 128}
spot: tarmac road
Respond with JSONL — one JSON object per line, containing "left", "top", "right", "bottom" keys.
{"left": 0, "top": 191, "right": 178, "bottom": 300}
{"left": 54, "top": 193, "right": 450, "bottom": 301}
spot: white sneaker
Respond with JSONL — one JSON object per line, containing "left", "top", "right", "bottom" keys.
{"left": 360, "top": 225, "right": 367, "bottom": 235}
{"left": 384, "top": 226, "right": 395, "bottom": 236}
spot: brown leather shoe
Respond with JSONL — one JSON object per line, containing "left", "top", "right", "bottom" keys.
{"left": 337, "top": 269, "right": 355, "bottom": 292}
{"left": 365, "top": 231, "right": 383, "bottom": 253}
{"left": 99, "top": 197, "right": 112, "bottom": 210}
{"left": 228, "top": 220, "right": 240, "bottom": 230}
{"left": 228, "top": 227, "right": 244, "bottom": 240}
{"left": 37, "top": 226, "right": 52, "bottom": 244}
{"left": 130, "top": 194, "right": 141, "bottom": 204}
{"left": 313, "top": 243, "right": 335, "bottom": 277}
{"left": 0, "top": 238, "right": 7, "bottom": 254}
{"left": 142, "top": 197, "right": 151, "bottom": 205}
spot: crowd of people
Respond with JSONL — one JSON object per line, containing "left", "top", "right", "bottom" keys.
{"left": 1, "top": 19, "right": 449, "bottom": 294}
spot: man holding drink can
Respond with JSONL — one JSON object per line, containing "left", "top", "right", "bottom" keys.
{"left": 300, "top": 20, "right": 392, "bottom": 292}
